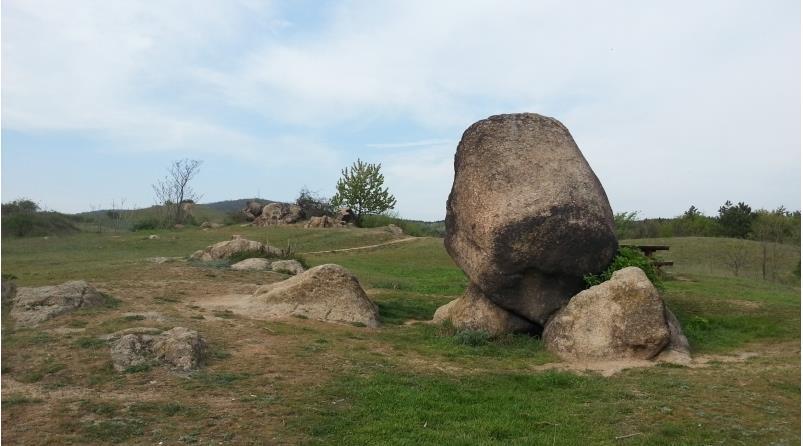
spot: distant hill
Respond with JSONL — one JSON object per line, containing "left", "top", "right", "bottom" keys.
{"left": 201, "top": 198, "right": 279, "bottom": 214}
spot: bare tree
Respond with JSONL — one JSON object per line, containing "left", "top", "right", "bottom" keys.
{"left": 723, "top": 241, "right": 751, "bottom": 277}
{"left": 152, "top": 159, "right": 203, "bottom": 226}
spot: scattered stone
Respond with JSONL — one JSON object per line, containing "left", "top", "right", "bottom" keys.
{"left": 444, "top": 113, "right": 617, "bottom": 326}
{"left": 109, "top": 327, "right": 206, "bottom": 372}
{"left": 249, "top": 264, "right": 379, "bottom": 327}
{"left": 146, "top": 256, "right": 175, "bottom": 264}
{"left": 386, "top": 224, "right": 404, "bottom": 235}
{"left": 189, "top": 235, "right": 272, "bottom": 262}
{"left": 199, "top": 221, "right": 211, "bottom": 229}
{"left": 10, "top": 281, "right": 107, "bottom": 327}
{"left": 432, "top": 285, "right": 536, "bottom": 337}
{"left": 231, "top": 258, "right": 272, "bottom": 271}
{"left": 148, "top": 234, "right": 160, "bottom": 240}
{"left": 543, "top": 267, "right": 677, "bottom": 361}
{"left": 270, "top": 259, "right": 305, "bottom": 275}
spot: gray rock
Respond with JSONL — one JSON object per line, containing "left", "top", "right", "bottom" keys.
{"left": 270, "top": 259, "right": 305, "bottom": 275}
{"left": 444, "top": 113, "right": 617, "bottom": 325}
{"left": 543, "top": 267, "right": 677, "bottom": 361}
{"left": 249, "top": 264, "right": 379, "bottom": 327}
{"left": 2, "top": 278, "right": 17, "bottom": 305}
{"left": 432, "top": 285, "right": 536, "bottom": 336}
{"left": 11, "top": 281, "right": 107, "bottom": 327}
{"left": 190, "top": 235, "right": 270, "bottom": 262}
{"left": 231, "top": 258, "right": 272, "bottom": 271}
{"left": 386, "top": 224, "right": 404, "bottom": 235}
{"left": 109, "top": 327, "right": 206, "bottom": 372}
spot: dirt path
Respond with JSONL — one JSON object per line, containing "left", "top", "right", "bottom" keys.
{"left": 299, "top": 236, "right": 419, "bottom": 255}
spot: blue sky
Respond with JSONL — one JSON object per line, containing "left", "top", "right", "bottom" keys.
{"left": 2, "top": 0, "right": 800, "bottom": 220}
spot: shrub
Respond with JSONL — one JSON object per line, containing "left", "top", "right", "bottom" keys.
{"left": 296, "top": 188, "right": 333, "bottom": 218}
{"left": 583, "top": 246, "right": 662, "bottom": 289}
{"left": 1, "top": 209, "right": 80, "bottom": 237}
{"left": 131, "top": 218, "right": 160, "bottom": 231}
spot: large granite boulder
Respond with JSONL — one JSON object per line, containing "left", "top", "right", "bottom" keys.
{"left": 10, "top": 281, "right": 107, "bottom": 327}
{"left": 432, "top": 285, "right": 536, "bottom": 337}
{"left": 190, "top": 235, "right": 271, "bottom": 261}
{"left": 254, "top": 203, "right": 305, "bottom": 226}
{"left": 444, "top": 113, "right": 617, "bottom": 324}
{"left": 543, "top": 267, "right": 687, "bottom": 361}
{"left": 249, "top": 264, "right": 379, "bottom": 327}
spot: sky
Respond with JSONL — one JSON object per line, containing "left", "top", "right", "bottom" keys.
{"left": 2, "top": 0, "right": 800, "bottom": 221}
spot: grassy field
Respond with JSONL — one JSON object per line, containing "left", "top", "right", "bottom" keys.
{"left": 1, "top": 228, "right": 800, "bottom": 445}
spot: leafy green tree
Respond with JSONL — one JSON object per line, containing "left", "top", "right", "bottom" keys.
{"left": 331, "top": 159, "right": 397, "bottom": 224}
{"left": 717, "top": 201, "right": 754, "bottom": 238}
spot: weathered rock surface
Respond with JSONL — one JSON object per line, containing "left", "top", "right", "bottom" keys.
{"left": 305, "top": 216, "right": 335, "bottom": 228}
{"left": 543, "top": 267, "right": 678, "bottom": 361}
{"left": 432, "top": 285, "right": 536, "bottom": 337}
{"left": 230, "top": 258, "right": 272, "bottom": 271}
{"left": 250, "top": 264, "right": 379, "bottom": 327}
{"left": 242, "top": 200, "right": 265, "bottom": 220}
{"left": 444, "top": 113, "right": 617, "bottom": 325}
{"left": 254, "top": 203, "right": 305, "bottom": 226}
{"left": 271, "top": 259, "right": 306, "bottom": 275}
{"left": 10, "top": 281, "right": 107, "bottom": 327}
{"left": 190, "top": 235, "right": 271, "bottom": 261}
{"left": 110, "top": 327, "right": 206, "bottom": 372}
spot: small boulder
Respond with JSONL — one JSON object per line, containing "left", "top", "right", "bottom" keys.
{"left": 432, "top": 285, "right": 536, "bottom": 337}
{"left": 231, "top": 258, "right": 272, "bottom": 271}
{"left": 11, "top": 281, "right": 107, "bottom": 327}
{"left": 386, "top": 224, "right": 404, "bottom": 235}
{"left": 199, "top": 221, "right": 211, "bottom": 229}
{"left": 147, "top": 234, "right": 160, "bottom": 240}
{"left": 109, "top": 327, "right": 206, "bottom": 372}
{"left": 190, "top": 235, "right": 268, "bottom": 261}
{"left": 304, "top": 216, "right": 335, "bottom": 228}
{"left": 250, "top": 264, "right": 379, "bottom": 327}
{"left": 543, "top": 267, "right": 676, "bottom": 361}
{"left": 270, "top": 259, "right": 306, "bottom": 275}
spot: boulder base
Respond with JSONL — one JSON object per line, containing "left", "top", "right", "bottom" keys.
{"left": 250, "top": 264, "right": 379, "bottom": 327}
{"left": 432, "top": 285, "right": 536, "bottom": 337}
{"left": 543, "top": 267, "right": 682, "bottom": 361}
{"left": 231, "top": 258, "right": 272, "bottom": 271}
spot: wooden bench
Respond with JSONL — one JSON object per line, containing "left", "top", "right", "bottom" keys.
{"left": 621, "top": 245, "right": 674, "bottom": 269}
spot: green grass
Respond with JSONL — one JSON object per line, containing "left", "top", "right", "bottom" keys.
{"left": 298, "top": 363, "right": 799, "bottom": 445}
{"left": 308, "top": 238, "right": 468, "bottom": 295}
{"left": 622, "top": 236, "right": 800, "bottom": 283}
{"left": 1, "top": 225, "right": 401, "bottom": 285}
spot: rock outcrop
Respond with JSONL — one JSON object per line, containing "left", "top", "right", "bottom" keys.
{"left": 110, "top": 327, "right": 206, "bottom": 372}
{"left": 10, "top": 281, "right": 107, "bottom": 327}
{"left": 542, "top": 267, "right": 687, "bottom": 361}
{"left": 305, "top": 216, "right": 336, "bottom": 228}
{"left": 230, "top": 258, "right": 272, "bottom": 271}
{"left": 270, "top": 259, "right": 306, "bottom": 275}
{"left": 190, "top": 235, "right": 272, "bottom": 261}
{"left": 439, "top": 113, "right": 617, "bottom": 326}
{"left": 249, "top": 264, "right": 379, "bottom": 327}
{"left": 253, "top": 203, "right": 305, "bottom": 226}
{"left": 432, "top": 285, "right": 536, "bottom": 336}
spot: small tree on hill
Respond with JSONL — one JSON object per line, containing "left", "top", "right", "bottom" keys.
{"left": 330, "top": 159, "right": 396, "bottom": 224}
{"left": 152, "top": 159, "right": 203, "bottom": 226}
{"left": 717, "top": 201, "right": 754, "bottom": 238}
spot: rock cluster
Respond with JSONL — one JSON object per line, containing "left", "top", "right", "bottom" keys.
{"left": 437, "top": 113, "right": 617, "bottom": 328}
{"left": 246, "top": 264, "right": 380, "bottom": 327}
{"left": 230, "top": 258, "right": 306, "bottom": 275}
{"left": 253, "top": 203, "right": 304, "bottom": 226}
{"left": 190, "top": 235, "right": 276, "bottom": 261}
{"left": 434, "top": 113, "right": 688, "bottom": 363}
{"left": 109, "top": 327, "right": 207, "bottom": 372}
{"left": 10, "top": 281, "right": 108, "bottom": 327}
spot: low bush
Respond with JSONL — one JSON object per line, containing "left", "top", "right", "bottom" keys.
{"left": 130, "top": 218, "right": 160, "bottom": 231}
{"left": 583, "top": 246, "right": 662, "bottom": 289}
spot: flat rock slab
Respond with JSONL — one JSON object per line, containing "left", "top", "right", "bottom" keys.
{"left": 109, "top": 327, "right": 206, "bottom": 372}
{"left": 10, "top": 281, "right": 107, "bottom": 327}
